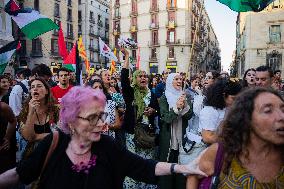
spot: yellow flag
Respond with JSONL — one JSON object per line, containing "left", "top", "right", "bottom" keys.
{"left": 78, "top": 36, "right": 90, "bottom": 74}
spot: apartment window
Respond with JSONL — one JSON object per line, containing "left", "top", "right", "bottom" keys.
{"left": 270, "top": 25, "right": 281, "bottom": 43}
{"left": 152, "top": 31, "right": 158, "bottom": 45}
{"left": 267, "top": 52, "right": 282, "bottom": 72}
{"left": 131, "top": 17, "right": 137, "bottom": 26}
{"left": 105, "top": 18, "right": 109, "bottom": 28}
{"left": 90, "top": 25, "right": 94, "bottom": 33}
{"left": 78, "top": 11, "right": 82, "bottom": 21}
{"left": 115, "top": 8, "right": 120, "bottom": 17}
{"left": 54, "top": 3, "right": 60, "bottom": 17}
{"left": 168, "top": 30, "right": 175, "bottom": 42}
{"left": 31, "top": 38, "right": 42, "bottom": 56}
{"left": 131, "top": 0, "right": 137, "bottom": 13}
{"left": 169, "top": 47, "right": 174, "bottom": 58}
{"left": 34, "top": 0, "right": 39, "bottom": 11}
{"left": 67, "top": 0, "right": 72, "bottom": 6}
{"left": 151, "top": 48, "right": 157, "bottom": 59}
{"left": 98, "top": 15, "right": 103, "bottom": 27}
{"left": 78, "top": 0, "right": 81, "bottom": 4}
{"left": 168, "top": 0, "right": 176, "bottom": 8}
{"left": 90, "top": 11, "right": 94, "bottom": 20}
{"left": 272, "top": 0, "right": 282, "bottom": 8}
{"left": 114, "top": 21, "right": 120, "bottom": 31}
{"left": 168, "top": 11, "right": 175, "bottom": 21}
{"left": 90, "top": 39, "right": 93, "bottom": 47}
{"left": 67, "top": 42, "right": 73, "bottom": 51}
{"left": 151, "top": 14, "right": 157, "bottom": 25}
{"left": 78, "top": 25, "right": 82, "bottom": 34}
{"left": 67, "top": 9, "right": 72, "bottom": 21}
{"left": 67, "top": 23, "right": 73, "bottom": 38}
{"left": 54, "top": 19, "right": 60, "bottom": 35}
{"left": 151, "top": 0, "right": 157, "bottom": 10}
{"left": 132, "top": 50, "right": 137, "bottom": 60}
{"left": 51, "top": 39, "right": 59, "bottom": 55}
{"left": 90, "top": 52, "right": 94, "bottom": 61}
{"left": 131, "top": 32, "right": 137, "bottom": 43}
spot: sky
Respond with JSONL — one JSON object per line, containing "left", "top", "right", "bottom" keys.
{"left": 204, "top": 0, "right": 238, "bottom": 72}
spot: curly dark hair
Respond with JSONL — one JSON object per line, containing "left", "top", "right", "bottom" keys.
{"left": 219, "top": 87, "right": 284, "bottom": 174}
{"left": 18, "top": 77, "right": 59, "bottom": 124}
{"left": 204, "top": 79, "right": 226, "bottom": 109}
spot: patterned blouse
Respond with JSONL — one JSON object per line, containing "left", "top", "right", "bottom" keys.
{"left": 219, "top": 158, "right": 284, "bottom": 189}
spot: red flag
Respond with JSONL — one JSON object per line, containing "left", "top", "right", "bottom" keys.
{"left": 64, "top": 43, "right": 76, "bottom": 64}
{"left": 10, "top": 0, "right": 20, "bottom": 11}
{"left": 58, "top": 23, "right": 68, "bottom": 59}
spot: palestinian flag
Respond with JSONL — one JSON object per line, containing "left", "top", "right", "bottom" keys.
{"left": 217, "top": 0, "right": 276, "bottom": 12}
{"left": 5, "top": 0, "right": 59, "bottom": 40}
{"left": 0, "top": 40, "right": 20, "bottom": 74}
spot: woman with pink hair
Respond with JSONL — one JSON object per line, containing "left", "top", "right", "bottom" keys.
{"left": 0, "top": 86, "right": 205, "bottom": 189}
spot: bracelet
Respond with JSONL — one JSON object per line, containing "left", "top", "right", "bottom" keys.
{"left": 170, "top": 163, "right": 177, "bottom": 174}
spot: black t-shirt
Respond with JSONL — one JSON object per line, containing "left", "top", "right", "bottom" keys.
{"left": 16, "top": 131, "right": 158, "bottom": 189}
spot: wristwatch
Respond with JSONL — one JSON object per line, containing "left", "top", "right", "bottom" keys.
{"left": 170, "top": 163, "right": 177, "bottom": 174}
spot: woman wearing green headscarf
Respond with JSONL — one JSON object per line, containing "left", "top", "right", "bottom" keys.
{"left": 121, "top": 48, "right": 159, "bottom": 189}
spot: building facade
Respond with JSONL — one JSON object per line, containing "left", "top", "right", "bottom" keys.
{"left": 0, "top": 0, "right": 14, "bottom": 74}
{"left": 109, "top": 0, "right": 220, "bottom": 74}
{"left": 13, "top": 0, "right": 78, "bottom": 72}
{"left": 78, "top": 0, "right": 110, "bottom": 70}
{"left": 233, "top": 0, "right": 284, "bottom": 77}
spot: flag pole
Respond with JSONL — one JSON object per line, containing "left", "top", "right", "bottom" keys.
{"left": 187, "top": 0, "right": 205, "bottom": 77}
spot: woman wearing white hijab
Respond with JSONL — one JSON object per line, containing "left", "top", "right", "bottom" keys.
{"left": 158, "top": 73, "right": 193, "bottom": 189}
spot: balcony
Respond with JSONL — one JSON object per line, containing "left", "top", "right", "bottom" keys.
{"left": 97, "top": 20, "right": 103, "bottom": 27}
{"left": 89, "top": 30, "right": 98, "bottom": 37}
{"left": 167, "top": 5, "right": 177, "bottom": 11}
{"left": 167, "top": 55, "right": 176, "bottom": 60}
{"left": 148, "top": 41, "right": 160, "bottom": 47}
{"left": 149, "top": 5, "right": 159, "bottom": 13}
{"left": 89, "top": 18, "right": 95, "bottom": 24}
{"left": 113, "top": 13, "right": 121, "bottom": 20}
{"left": 129, "top": 11, "right": 138, "bottom": 17}
{"left": 149, "top": 55, "right": 158, "bottom": 62}
{"left": 166, "top": 39, "right": 181, "bottom": 45}
{"left": 149, "top": 23, "right": 159, "bottom": 30}
{"left": 113, "top": 28, "right": 120, "bottom": 36}
{"left": 130, "top": 25, "right": 138, "bottom": 33}
{"left": 166, "top": 20, "right": 177, "bottom": 29}
{"left": 66, "top": 32, "right": 74, "bottom": 39}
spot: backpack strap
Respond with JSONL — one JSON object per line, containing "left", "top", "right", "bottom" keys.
{"left": 40, "top": 130, "right": 59, "bottom": 176}
{"left": 209, "top": 143, "right": 224, "bottom": 189}
{"left": 18, "top": 82, "right": 28, "bottom": 94}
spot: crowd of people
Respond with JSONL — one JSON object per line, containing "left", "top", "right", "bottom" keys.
{"left": 0, "top": 48, "right": 283, "bottom": 189}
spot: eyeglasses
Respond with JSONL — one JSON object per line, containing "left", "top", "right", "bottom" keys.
{"left": 138, "top": 75, "right": 148, "bottom": 78}
{"left": 77, "top": 112, "right": 108, "bottom": 126}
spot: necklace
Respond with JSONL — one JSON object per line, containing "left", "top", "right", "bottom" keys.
{"left": 69, "top": 143, "right": 91, "bottom": 156}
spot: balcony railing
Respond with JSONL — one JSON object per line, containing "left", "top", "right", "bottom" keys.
{"left": 167, "top": 5, "right": 177, "bottom": 11}
{"left": 89, "top": 30, "right": 98, "bottom": 37}
{"left": 166, "top": 39, "right": 180, "bottom": 45}
{"left": 130, "top": 25, "right": 138, "bottom": 33}
{"left": 113, "top": 13, "right": 121, "bottom": 20}
{"left": 149, "top": 23, "right": 159, "bottom": 30}
{"left": 130, "top": 11, "right": 138, "bottom": 17}
{"left": 148, "top": 41, "right": 160, "bottom": 47}
{"left": 98, "top": 20, "right": 103, "bottom": 27}
{"left": 89, "top": 18, "right": 95, "bottom": 24}
{"left": 113, "top": 28, "right": 120, "bottom": 36}
{"left": 150, "top": 5, "right": 159, "bottom": 13}
{"left": 149, "top": 55, "right": 158, "bottom": 61}
{"left": 166, "top": 20, "right": 177, "bottom": 29}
